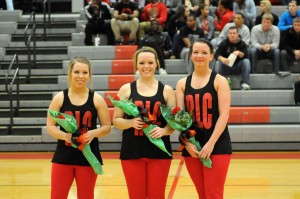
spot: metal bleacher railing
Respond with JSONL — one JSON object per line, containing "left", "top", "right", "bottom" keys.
{"left": 24, "top": 9, "right": 36, "bottom": 83}
{"left": 43, "top": 0, "right": 51, "bottom": 40}
{"left": 4, "top": 54, "right": 20, "bottom": 135}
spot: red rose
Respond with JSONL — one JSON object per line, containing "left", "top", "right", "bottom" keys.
{"left": 57, "top": 114, "right": 65, "bottom": 119}
{"left": 171, "top": 106, "right": 181, "bottom": 115}
{"left": 113, "top": 96, "right": 120, "bottom": 100}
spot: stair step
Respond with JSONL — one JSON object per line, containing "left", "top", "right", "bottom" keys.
{"left": 0, "top": 108, "right": 47, "bottom": 118}
{"left": 0, "top": 76, "right": 57, "bottom": 84}
{"left": 15, "top": 28, "right": 77, "bottom": 34}
{"left": 0, "top": 68, "right": 64, "bottom": 75}
{"left": 0, "top": 100, "right": 51, "bottom": 108}
{"left": 0, "top": 60, "right": 62, "bottom": 70}
{"left": 0, "top": 91, "right": 52, "bottom": 101}
{"left": 18, "top": 21, "right": 76, "bottom": 29}
{"left": 3, "top": 54, "right": 68, "bottom": 61}
{"left": 0, "top": 83, "right": 58, "bottom": 91}
{"left": 12, "top": 33, "right": 71, "bottom": 42}
{"left": 0, "top": 126, "right": 42, "bottom": 136}
{"left": 5, "top": 47, "right": 67, "bottom": 55}
{"left": 0, "top": 117, "right": 46, "bottom": 126}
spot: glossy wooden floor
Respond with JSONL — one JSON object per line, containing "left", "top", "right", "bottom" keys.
{"left": 0, "top": 152, "right": 300, "bottom": 199}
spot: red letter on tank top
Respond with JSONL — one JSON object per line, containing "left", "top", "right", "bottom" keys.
{"left": 203, "top": 93, "right": 212, "bottom": 129}
{"left": 195, "top": 94, "right": 203, "bottom": 128}
{"left": 82, "top": 111, "right": 92, "bottom": 128}
{"left": 185, "top": 95, "right": 194, "bottom": 121}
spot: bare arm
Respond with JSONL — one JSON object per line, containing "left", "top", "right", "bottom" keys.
{"left": 198, "top": 74, "right": 230, "bottom": 159}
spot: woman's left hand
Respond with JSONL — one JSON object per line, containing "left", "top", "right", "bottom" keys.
{"left": 149, "top": 127, "right": 165, "bottom": 138}
{"left": 85, "top": 131, "right": 95, "bottom": 144}
{"left": 198, "top": 142, "right": 214, "bottom": 160}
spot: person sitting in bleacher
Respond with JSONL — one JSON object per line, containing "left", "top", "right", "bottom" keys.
{"left": 138, "top": 20, "right": 172, "bottom": 75}
{"left": 214, "top": 0, "right": 234, "bottom": 32}
{"left": 84, "top": 0, "right": 114, "bottom": 45}
{"left": 250, "top": 13, "right": 280, "bottom": 74}
{"left": 111, "top": 0, "right": 139, "bottom": 45}
{"left": 214, "top": 26, "right": 251, "bottom": 90}
{"left": 138, "top": 0, "right": 168, "bottom": 40}
{"left": 280, "top": 17, "right": 300, "bottom": 72}
{"left": 255, "top": 0, "right": 279, "bottom": 26}
{"left": 211, "top": 12, "right": 250, "bottom": 50}
{"left": 166, "top": 5, "right": 190, "bottom": 41}
{"left": 233, "top": 0, "right": 256, "bottom": 30}
{"left": 197, "top": 3, "right": 215, "bottom": 40}
{"left": 278, "top": 0, "right": 300, "bottom": 31}
{"left": 174, "top": 13, "right": 205, "bottom": 73}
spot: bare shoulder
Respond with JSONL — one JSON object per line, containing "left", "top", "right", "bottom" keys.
{"left": 176, "top": 77, "right": 187, "bottom": 90}
{"left": 214, "top": 74, "right": 229, "bottom": 91}
{"left": 52, "top": 91, "right": 64, "bottom": 101}
{"left": 118, "top": 83, "right": 131, "bottom": 99}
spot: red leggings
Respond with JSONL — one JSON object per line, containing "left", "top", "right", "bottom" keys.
{"left": 51, "top": 163, "right": 97, "bottom": 199}
{"left": 121, "top": 158, "right": 171, "bottom": 199}
{"left": 184, "top": 154, "right": 231, "bottom": 199}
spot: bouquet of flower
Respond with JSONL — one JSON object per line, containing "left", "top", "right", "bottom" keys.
{"left": 48, "top": 109, "right": 104, "bottom": 175}
{"left": 108, "top": 95, "right": 171, "bottom": 157}
{"left": 179, "top": 130, "right": 212, "bottom": 168}
{"left": 159, "top": 105, "right": 193, "bottom": 131}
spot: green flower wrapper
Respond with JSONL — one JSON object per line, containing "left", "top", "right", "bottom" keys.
{"left": 179, "top": 130, "right": 212, "bottom": 168}
{"left": 189, "top": 136, "right": 212, "bottom": 168}
{"left": 48, "top": 109, "right": 104, "bottom": 175}
{"left": 108, "top": 95, "right": 171, "bottom": 157}
{"left": 159, "top": 105, "right": 193, "bottom": 131}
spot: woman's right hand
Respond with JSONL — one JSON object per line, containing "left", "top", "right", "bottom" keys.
{"left": 131, "top": 118, "right": 145, "bottom": 130}
{"left": 185, "top": 143, "right": 199, "bottom": 158}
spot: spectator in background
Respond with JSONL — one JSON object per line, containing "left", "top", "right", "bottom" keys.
{"left": 214, "top": 26, "right": 251, "bottom": 90}
{"left": 84, "top": 0, "right": 114, "bottom": 45}
{"left": 278, "top": 0, "right": 300, "bottom": 31}
{"left": 250, "top": 13, "right": 280, "bottom": 73}
{"left": 281, "top": 17, "right": 300, "bottom": 72}
{"left": 255, "top": 0, "right": 279, "bottom": 26}
{"left": 197, "top": 3, "right": 215, "bottom": 40}
{"left": 5, "top": 0, "right": 14, "bottom": 10}
{"left": 161, "top": 0, "right": 183, "bottom": 18}
{"left": 111, "top": 0, "right": 139, "bottom": 45}
{"left": 177, "top": 13, "right": 205, "bottom": 73}
{"left": 138, "top": 20, "right": 172, "bottom": 75}
{"left": 138, "top": 0, "right": 168, "bottom": 39}
{"left": 233, "top": 0, "right": 256, "bottom": 29}
{"left": 211, "top": 12, "right": 251, "bottom": 50}
{"left": 214, "top": 0, "right": 234, "bottom": 32}
{"left": 185, "top": 0, "right": 210, "bottom": 14}
{"left": 166, "top": 5, "right": 190, "bottom": 41}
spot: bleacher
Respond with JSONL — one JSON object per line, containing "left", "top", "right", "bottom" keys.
{"left": 0, "top": 5, "right": 300, "bottom": 152}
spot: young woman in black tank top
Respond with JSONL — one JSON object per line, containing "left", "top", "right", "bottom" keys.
{"left": 176, "top": 39, "right": 232, "bottom": 199}
{"left": 46, "top": 56, "right": 111, "bottom": 199}
{"left": 113, "top": 47, "right": 176, "bottom": 199}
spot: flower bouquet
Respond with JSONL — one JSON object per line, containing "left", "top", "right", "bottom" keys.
{"left": 179, "top": 130, "right": 212, "bottom": 168}
{"left": 159, "top": 105, "right": 193, "bottom": 131}
{"left": 108, "top": 95, "right": 171, "bottom": 157}
{"left": 48, "top": 109, "right": 104, "bottom": 175}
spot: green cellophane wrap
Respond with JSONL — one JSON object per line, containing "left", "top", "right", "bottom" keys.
{"left": 107, "top": 95, "right": 139, "bottom": 117}
{"left": 48, "top": 109, "right": 104, "bottom": 175}
{"left": 143, "top": 124, "right": 172, "bottom": 157}
{"left": 160, "top": 105, "right": 193, "bottom": 131}
{"left": 189, "top": 137, "right": 212, "bottom": 168}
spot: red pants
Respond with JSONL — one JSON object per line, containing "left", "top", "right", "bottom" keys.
{"left": 51, "top": 163, "right": 97, "bottom": 199}
{"left": 121, "top": 158, "right": 171, "bottom": 199}
{"left": 184, "top": 154, "right": 231, "bottom": 199}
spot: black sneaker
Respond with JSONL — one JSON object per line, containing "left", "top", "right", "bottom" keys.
{"left": 128, "top": 39, "right": 136, "bottom": 45}
{"left": 115, "top": 39, "right": 122, "bottom": 45}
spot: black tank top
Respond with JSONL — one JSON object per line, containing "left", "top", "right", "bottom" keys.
{"left": 183, "top": 71, "right": 232, "bottom": 156}
{"left": 52, "top": 89, "right": 103, "bottom": 165}
{"left": 120, "top": 80, "right": 172, "bottom": 159}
